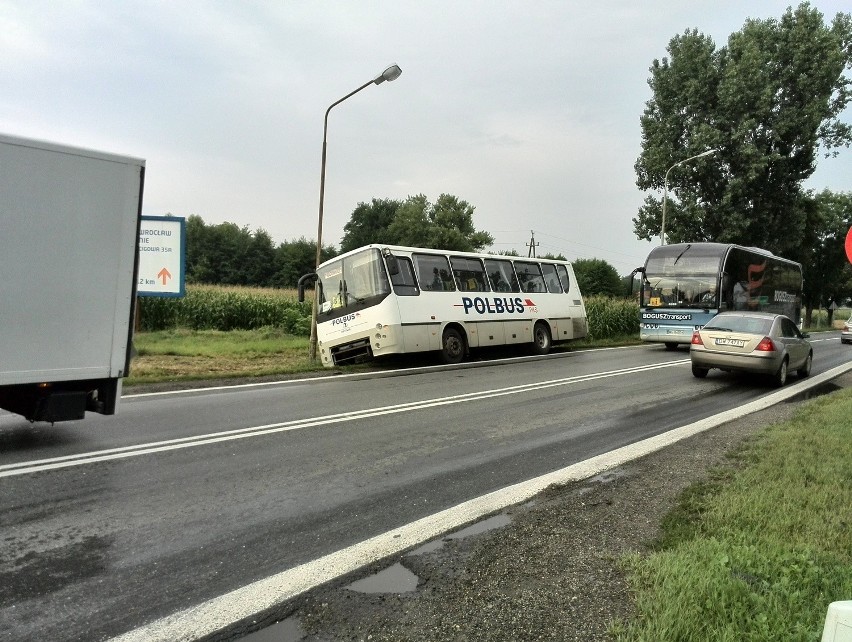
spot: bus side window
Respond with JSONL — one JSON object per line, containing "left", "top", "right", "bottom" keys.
{"left": 485, "top": 259, "right": 520, "bottom": 292}
{"left": 541, "top": 264, "right": 562, "bottom": 293}
{"left": 390, "top": 257, "right": 419, "bottom": 296}
{"left": 555, "top": 265, "right": 571, "bottom": 293}
{"left": 514, "top": 261, "right": 546, "bottom": 294}
{"left": 414, "top": 253, "right": 456, "bottom": 292}
{"left": 450, "top": 256, "right": 489, "bottom": 292}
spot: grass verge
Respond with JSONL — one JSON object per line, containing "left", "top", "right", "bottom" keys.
{"left": 127, "top": 328, "right": 318, "bottom": 384}
{"left": 613, "top": 390, "right": 852, "bottom": 641}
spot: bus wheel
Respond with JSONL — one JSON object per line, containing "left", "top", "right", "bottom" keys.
{"left": 664, "top": 342, "right": 678, "bottom": 351}
{"left": 440, "top": 328, "right": 465, "bottom": 365}
{"left": 532, "top": 322, "right": 552, "bottom": 355}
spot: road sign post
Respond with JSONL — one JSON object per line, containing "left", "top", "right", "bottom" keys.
{"left": 137, "top": 215, "right": 186, "bottom": 298}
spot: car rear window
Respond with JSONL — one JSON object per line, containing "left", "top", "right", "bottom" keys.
{"left": 704, "top": 316, "right": 772, "bottom": 335}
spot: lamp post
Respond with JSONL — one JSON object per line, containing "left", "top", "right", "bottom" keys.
{"left": 661, "top": 148, "right": 718, "bottom": 245}
{"left": 309, "top": 64, "right": 402, "bottom": 361}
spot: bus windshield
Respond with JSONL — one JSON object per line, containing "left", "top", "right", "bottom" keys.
{"left": 316, "top": 247, "right": 391, "bottom": 318}
{"left": 642, "top": 244, "right": 722, "bottom": 309}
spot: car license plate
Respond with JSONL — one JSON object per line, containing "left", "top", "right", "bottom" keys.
{"left": 715, "top": 338, "right": 745, "bottom": 347}
{"left": 666, "top": 329, "right": 684, "bottom": 335}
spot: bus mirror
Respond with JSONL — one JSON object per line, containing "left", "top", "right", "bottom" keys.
{"left": 297, "top": 273, "right": 318, "bottom": 303}
{"left": 627, "top": 267, "right": 644, "bottom": 297}
{"left": 384, "top": 253, "right": 400, "bottom": 276}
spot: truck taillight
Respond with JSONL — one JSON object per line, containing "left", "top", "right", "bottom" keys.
{"left": 755, "top": 336, "right": 775, "bottom": 352}
{"left": 691, "top": 331, "right": 702, "bottom": 345}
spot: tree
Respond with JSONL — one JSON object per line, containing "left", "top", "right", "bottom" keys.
{"left": 339, "top": 198, "right": 403, "bottom": 253}
{"left": 272, "top": 237, "right": 337, "bottom": 288}
{"left": 634, "top": 4, "right": 852, "bottom": 258}
{"left": 185, "top": 214, "right": 335, "bottom": 288}
{"left": 339, "top": 193, "right": 494, "bottom": 252}
{"left": 572, "top": 258, "right": 624, "bottom": 297}
{"left": 245, "top": 229, "right": 276, "bottom": 287}
{"left": 185, "top": 216, "right": 274, "bottom": 285}
{"left": 427, "top": 194, "right": 494, "bottom": 252}
{"left": 800, "top": 190, "right": 852, "bottom": 325}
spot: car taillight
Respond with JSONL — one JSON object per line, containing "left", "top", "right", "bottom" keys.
{"left": 755, "top": 336, "right": 775, "bottom": 352}
{"left": 691, "top": 331, "right": 702, "bottom": 345}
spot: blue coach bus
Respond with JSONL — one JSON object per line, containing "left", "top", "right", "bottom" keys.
{"left": 635, "top": 243, "right": 803, "bottom": 350}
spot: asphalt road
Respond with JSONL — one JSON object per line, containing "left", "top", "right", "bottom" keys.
{"left": 1, "top": 333, "right": 850, "bottom": 641}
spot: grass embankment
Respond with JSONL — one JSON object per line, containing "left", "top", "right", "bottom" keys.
{"left": 613, "top": 390, "right": 852, "bottom": 641}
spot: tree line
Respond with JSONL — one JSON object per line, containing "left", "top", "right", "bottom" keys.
{"left": 183, "top": 198, "right": 627, "bottom": 298}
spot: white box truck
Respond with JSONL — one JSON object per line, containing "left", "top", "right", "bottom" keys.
{"left": 0, "top": 133, "right": 144, "bottom": 422}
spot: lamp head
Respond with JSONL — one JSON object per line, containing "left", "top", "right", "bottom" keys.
{"left": 374, "top": 64, "right": 402, "bottom": 85}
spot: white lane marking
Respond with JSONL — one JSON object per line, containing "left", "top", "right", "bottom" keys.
{"left": 111, "top": 360, "right": 852, "bottom": 642}
{"left": 121, "top": 344, "right": 649, "bottom": 399}
{"left": 0, "top": 360, "right": 689, "bottom": 478}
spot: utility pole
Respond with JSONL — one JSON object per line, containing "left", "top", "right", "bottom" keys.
{"left": 526, "top": 230, "right": 539, "bottom": 258}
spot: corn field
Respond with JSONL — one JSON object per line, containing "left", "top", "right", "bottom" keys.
{"left": 584, "top": 295, "right": 640, "bottom": 340}
{"left": 139, "top": 286, "right": 640, "bottom": 339}
{"left": 138, "top": 285, "right": 311, "bottom": 334}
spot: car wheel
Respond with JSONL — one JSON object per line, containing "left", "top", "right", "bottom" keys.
{"left": 664, "top": 342, "right": 678, "bottom": 351}
{"left": 440, "top": 327, "right": 465, "bottom": 365}
{"left": 691, "top": 365, "right": 708, "bottom": 378}
{"left": 531, "top": 322, "right": 552, "bottom": 355}
{"left": 773, "top": 357, "right": 788, "bottom": 388}
{"left": 797, "top": 352, "right": 812, "bottom": 378}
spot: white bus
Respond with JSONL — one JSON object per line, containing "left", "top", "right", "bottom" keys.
{"left": 299, "top": 244, "right": 588, "bottom": 366}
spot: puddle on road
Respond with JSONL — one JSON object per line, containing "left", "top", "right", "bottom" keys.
{"left": 346, "top": 562, "right": 419, "bottom": 594}
{"left": 351, "top": 514, "right": 514, "bottom": 592}
{"left": 575, "top": 467, "right": 629, "bottom": 497}
{"left": 784, "top": 382, "right": 843, "bottom": 403}
{"left": 586, "top": 468, "right": 628, "bottom": 485}
{"left": 239, "top": 615, "right": 305, "bottom": 641}
{"left": 408, "top": 513, "right": 513, "bottom": 556}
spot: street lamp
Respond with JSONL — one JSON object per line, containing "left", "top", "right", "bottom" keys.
{"left": 309, "top": 64, "right": 403, "bottom": 361}
{"left": 661, "top": 148, "right": 718, "bottom": 245}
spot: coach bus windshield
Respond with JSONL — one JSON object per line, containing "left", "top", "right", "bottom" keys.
{"left": 316, "top": 247, "right": 391, "bottom": 319}
{"left": 642, "top": 244, "right": 723, "bottom": 309}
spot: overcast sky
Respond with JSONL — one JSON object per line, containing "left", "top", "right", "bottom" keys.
{"left": 2, "top": 1, "right": 850, "bottom": 276}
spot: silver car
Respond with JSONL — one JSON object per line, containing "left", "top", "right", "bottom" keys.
{"left": 690, "top": 312, "right": 812, "bottom": 387}
{"left": 841, "top": 318, "right": 852, "bottom": 345}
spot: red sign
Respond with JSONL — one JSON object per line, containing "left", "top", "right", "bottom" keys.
{"left": 847, "top": 226, "right": 852, "bottom": 264}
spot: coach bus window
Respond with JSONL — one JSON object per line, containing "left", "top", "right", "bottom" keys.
{"left": 514, "top": 261, "right": 546, "bottom": 293}
{"left": 541, "top": 263, "right": 562, "bottom": 293}
{"left": 414, "top": 254, "right": 456, "bottom": 292}
{"left": 451, "top": 256, "right": 489, "bottom": 292}
{"left": 484, "top": 259, "right": 519, "bottom": 292}
{"left": 389, "top": 256, "right": 419, "bottom": 296}
{"left": 555, "top": 265, "right": 571, "bottom": 293}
